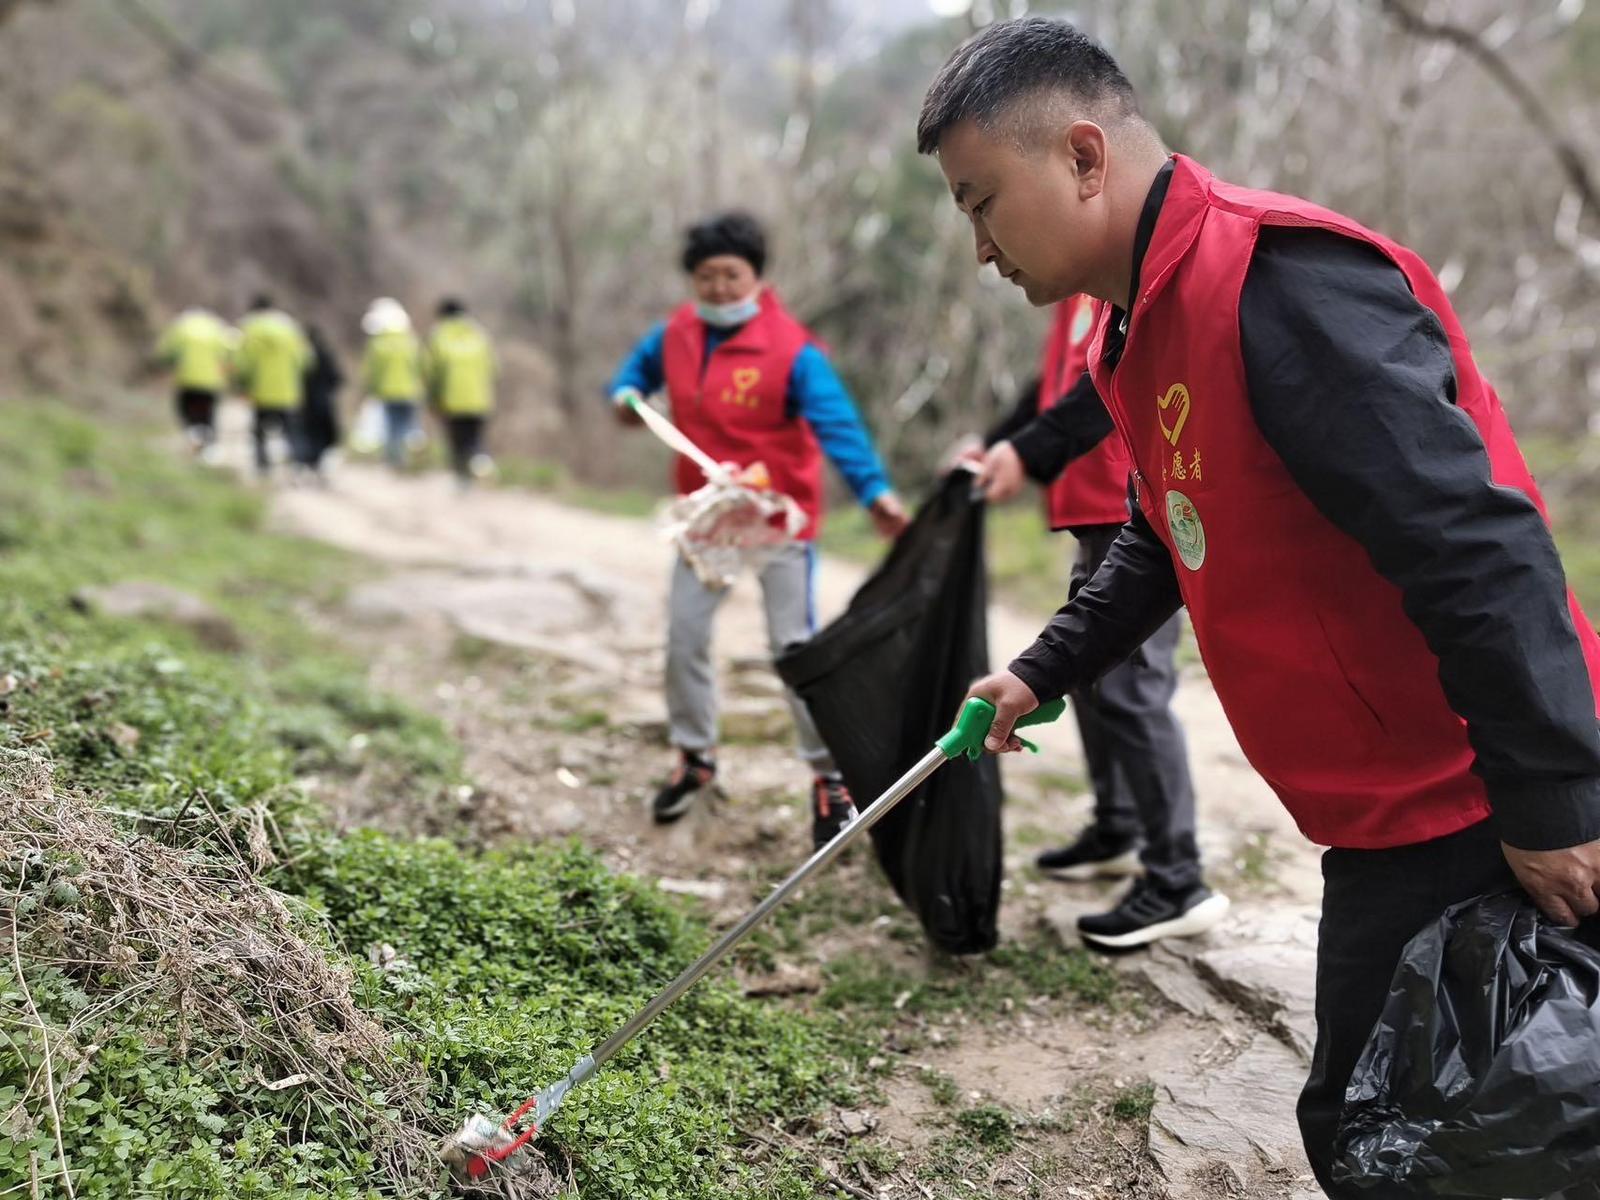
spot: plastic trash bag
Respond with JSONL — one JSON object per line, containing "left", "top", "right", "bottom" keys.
{"left": 1334, "top": 890, "right": 1600, "bottom": 1198}
{"left": 776, "top": 471, "right": 1000, "bottom": 954}
{"left": 349, "top": 397, "right": 385, "bottom": 455}
{"left": 659, "top": 466, "right": 808, "bottom": 590}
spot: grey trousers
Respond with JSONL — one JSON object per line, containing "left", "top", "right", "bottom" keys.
{"left": 666, "top": 542, "right": 835, "bottom": 772}
{"left": 1069, "top": 524, "right": 1202, "bottom": 892}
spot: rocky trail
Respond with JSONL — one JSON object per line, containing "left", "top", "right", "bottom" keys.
{"left": 224, "top": 404, "right": 1330, "bottom": 1198}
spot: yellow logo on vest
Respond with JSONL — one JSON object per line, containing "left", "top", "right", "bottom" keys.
{"left": 1157, "top": 383, "right": 1191, "bottom": 446}
{"left": 721, "top": 367, "right": 763, "bottom": 409}
{"left": 1166, "top": 490, "right": 1206, "bottom": 571}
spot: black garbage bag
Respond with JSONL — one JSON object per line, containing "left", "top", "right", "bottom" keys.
{"left": 1334, "top": 891, "right": 1600, "bottom": 1198}
{"left": 775, "top": 472, "right": 999, "bottom": 954}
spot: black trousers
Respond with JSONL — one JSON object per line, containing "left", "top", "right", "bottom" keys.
{"left": 1298, "top": 818, "right": 1518, "bottom": 1197}
{"left": 252, "top": 408, "right": 295, "bottom": 472}
{"left": 444, "top": 414, "right": 485, "bottom": 479}
{"left": 1069, "top": 524, "right": 1201, "bottom": 892}
{"left": 175, "top": 388, "right": 218, "bottom": 440}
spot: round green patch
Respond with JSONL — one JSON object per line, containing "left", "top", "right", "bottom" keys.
{"left": 1166, "top": 489, "right": 1206, "bottom": 571}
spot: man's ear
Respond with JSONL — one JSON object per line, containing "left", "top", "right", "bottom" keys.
{"left": 1064, "top": 120, "right": 1110, "bottom": 201}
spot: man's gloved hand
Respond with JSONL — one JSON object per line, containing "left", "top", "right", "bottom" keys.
{"left": 975, "top": 440, "right": 1028, "bottom": 503}
{"left": 963, "top": 670, "right": 1041, "bottom": 753}
{"left": 869, "top": 491, "right": 910, "bottom": 539}
{"left": 1502, "top": 839, "right": 1600, "bottom": 926}
{"left": 612, "top": 387, "right": 645, "bottom": 427}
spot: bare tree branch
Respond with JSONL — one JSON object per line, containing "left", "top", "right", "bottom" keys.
{"left": 109, "top": 0, "right": 282, "bottom": 109}
{"left": 1379, "top": 0, "right": 1600, "bottom": 219}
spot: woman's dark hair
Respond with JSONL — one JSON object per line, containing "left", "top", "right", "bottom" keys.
{"left": 681, "top": 211, "right": 768, "bottom": 276}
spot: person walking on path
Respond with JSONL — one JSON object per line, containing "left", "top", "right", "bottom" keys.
{"left": 154, "top": 306, "right": 236, "bottom": 462}
{"left": 296, "top": 324, "right": 343, "bottom": 482}
{"left": 424, "top": 297, "right": 498, "bottom": 487}
{"left": 235, "top": 294, "right": 311, "bottom": 479}
{"left": 361, "top": 297, "right": 425, "bottom": 471}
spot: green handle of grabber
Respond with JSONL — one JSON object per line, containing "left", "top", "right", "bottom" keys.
{"left": 936, "top": 696, "right": 1068, "bottom": 761}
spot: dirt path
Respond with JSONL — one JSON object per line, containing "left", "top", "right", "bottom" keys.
{"left": 223, "top": 403, "right": 1328, "bottom": 1198}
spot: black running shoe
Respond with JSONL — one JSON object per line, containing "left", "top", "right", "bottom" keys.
{"left": 652, "top": 750, "right": 715, "bottom": 824}
{"left": 1034, "top": 826, "right": 1144, "bottom": 881}
{"left": 811, "top": 773, "right": 859, "bottom": 850}
{"left": 1077, "top": 877, "right": 1230, "bottom": 950}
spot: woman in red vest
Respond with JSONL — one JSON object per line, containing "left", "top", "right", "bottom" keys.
{"left": 610, "top": 212, "right": 908, "bottom": 848}
{"left": 972, "top": 295, "right": 1221, "bottom": 940}
{"left": 919, "top": 18, "right": 1600, "bottom": 1195}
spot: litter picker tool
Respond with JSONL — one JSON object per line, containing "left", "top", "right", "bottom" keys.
{"left": 444, "top": 694, "right": 1067, "bottom": 1180}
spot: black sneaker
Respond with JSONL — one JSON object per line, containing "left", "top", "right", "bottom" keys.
{"left": 811, "top": 773, "right": 859, "bottom": 850}
{"left": 1035, "top": 826, "right": 1144, "bottom": 881}
{"left": 1077, "top": 878, "right": 1230, "bottom": 950}
{"left": 652, "top": 750, "right": 715, "bottom": 824}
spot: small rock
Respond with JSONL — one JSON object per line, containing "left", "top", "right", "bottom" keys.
{"left": 834, "top": 1108, "right": 878, "bottom": 1137}
{"left": 107, "top": 722, "right": 140, "bottom": 751}
{"left": 0, "top": 673, "right": 16, "bottom": 696}
{"left": 71, "top": 581, "right": 241, "bottom": 651}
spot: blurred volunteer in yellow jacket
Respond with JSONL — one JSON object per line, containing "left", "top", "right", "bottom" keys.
{"left": 425, "top": 297, "right": 498, "bottom": 487}
{"left": 361, "top": 297, "right": 425, "bottom": 470}
{"left": 236, "top": 294, "right": 311, "bottom": 477}
{"left": 154, "top": 307, "right": 237, "bottom": 458}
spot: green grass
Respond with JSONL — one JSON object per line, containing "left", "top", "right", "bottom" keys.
{"left": 954, "top": 1102, "right": 1016, "bottom": 1151}
{"left": 0, "top": 398, "right": 864, "bottom": 1200}
{"left": 1111, "top": 1080, "right": 1156, "bottom": 1123}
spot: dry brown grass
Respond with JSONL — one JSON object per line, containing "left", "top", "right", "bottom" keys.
{"left": 0, "top": 747, "right": 440, "bottom": 1192}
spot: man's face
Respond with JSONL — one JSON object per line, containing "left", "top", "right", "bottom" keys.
{"left": 690, "top": 255, "right": 760, "bottom": 306}
{"left": 937, "top": 116, "right": 1110, "bottom": 306}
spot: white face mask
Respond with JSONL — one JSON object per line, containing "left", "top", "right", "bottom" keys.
{"left": 695, "top": 292, "right": 761, "bottom": 328}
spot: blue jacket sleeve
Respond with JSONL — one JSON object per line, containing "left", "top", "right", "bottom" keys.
{"left": 789, "top": 344, "right": 891, "bottom": 506}
{"left": 608, "top": 323, "right": 667, "bottom": 399}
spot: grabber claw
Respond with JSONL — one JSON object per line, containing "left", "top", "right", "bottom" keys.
{"left": 442, "top": 1056, "right": 595, "bottom": 1180}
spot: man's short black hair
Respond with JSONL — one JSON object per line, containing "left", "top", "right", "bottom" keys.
{"left": 682, "top": 211, "right": 767, "bottom": 276}
{"left": 917, "top": 16, "right": 1140, "bottom": 155}
{"left": 249, "top": 293, "right": 274, "bottom": 312}
{"left": 437, "top": 297, "right": 466, "bottom": 317}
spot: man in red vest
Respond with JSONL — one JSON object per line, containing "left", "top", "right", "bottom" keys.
{"left": 918, "top": 17, "right": 1600, "bottom": 1193}
{"left": 610, "top": 211, "right": 909, "bottom": 848}
{"left": 972, "top": 296, "right": 1223, "bottom": 945}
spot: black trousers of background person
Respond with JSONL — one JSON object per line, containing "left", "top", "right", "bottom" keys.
{"left": 444, "top": 414, "right": 485, "bottom": 480}
{"left": 175, "top": 388, "right": 218, "bottom": 442}
{"left": 1298, "top": 818, "right": 1519, "bottom": 1197}
{"left": 251, "top": 408, "right": 295, "bottom": 473}
{"left": 1068, "top": 523, "right": 1201, "bottom": 893}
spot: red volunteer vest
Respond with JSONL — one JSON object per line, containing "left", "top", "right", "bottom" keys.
{"left": 1088, "top": 155, "right": 1600, "bottom": 850}
{"left": 1037, "top": 294, "right": 1132, "bottom": 530}
{"left": 661, "top": 289, "right": 825, "bottom": 539}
